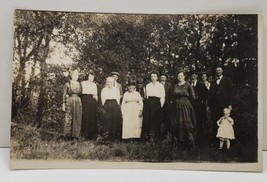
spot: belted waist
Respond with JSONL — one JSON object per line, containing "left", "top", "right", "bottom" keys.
{"left": 148, "top": 96, "right": 160, "bottom": 100}
{"left": 69, "top": 94, "right": 80, "bottom": 97}
{"left": 106, "top": 99, "right": 116, "bottom": 102}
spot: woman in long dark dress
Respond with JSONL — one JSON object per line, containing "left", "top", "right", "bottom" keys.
{"left": 170, "top": 71, "right": 197, "bottom": 150}
{"left": 101, "top": 77, "right": 122, "bottom": 141}
{"left": 81, "top": 71, "right": 98, "bottom": 140}
{"left": 62, "top": 70, "right": 82, "bottom": 139}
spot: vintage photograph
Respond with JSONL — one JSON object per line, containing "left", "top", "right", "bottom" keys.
{"left": 10, "top": 10, "right": 262, "bottom": 171}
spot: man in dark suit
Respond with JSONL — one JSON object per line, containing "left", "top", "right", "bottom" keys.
{"left": 207, "top": 67, "right": 234, "bottom": 144}
{"left": 190, "top": 71, "right": 208, "bottom": 146}
{"left": 160, "top": 73, "right": 173, "bottom": 136}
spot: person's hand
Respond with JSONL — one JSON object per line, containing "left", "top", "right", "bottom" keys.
{"left": 62, "top": 103, "right": 66, "bottom": 112}
{"left": 93, "top": 95, "right": 98, "bottom": 101}
{"left": 228, "top": 105, "right": 232, "bottom": 110}
{"left": 139, "top": 110, "right": 143, "bottom": 117}
{"left": 206, "top": 106, "right": 210, "bottom": 112}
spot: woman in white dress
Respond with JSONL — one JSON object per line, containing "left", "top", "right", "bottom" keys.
{"left": 121, "top": 81, "right": 143, "bottom": 139}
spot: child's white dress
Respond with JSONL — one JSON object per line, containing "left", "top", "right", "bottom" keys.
{"left": 216, "top": 117, "right": 235, "bottom": 139}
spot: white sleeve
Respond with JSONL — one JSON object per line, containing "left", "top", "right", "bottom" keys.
{"left": 101, "top": 88, "right": 106, "bottom": 106}
{"left": 116, "top": 87, "right": 120, "bottom": 105}
{"left": 138, "top": 92, "right": 143, "bottom": 111}
{"left": 121, "top": 93, "right": 126, "bottom": 115}
{"left": 160, "top": 84, "right": 165, "bottom": 107}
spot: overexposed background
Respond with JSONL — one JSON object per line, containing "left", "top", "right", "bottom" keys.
{"left": 0, "top": 0, "right": 265, "bottom": 150}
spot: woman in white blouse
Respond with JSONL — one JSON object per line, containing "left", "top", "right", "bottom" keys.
{"left": 81, "top": 71, "right": 98, "bottom": 140}
{"left": 142, "top": 71, "right": 165, "bottom": 139}
{"left": 100, "top": 77, "right": 122, "bottom": 140}
{"left": 121, "top": 80, "right": 143, "bottom": 139}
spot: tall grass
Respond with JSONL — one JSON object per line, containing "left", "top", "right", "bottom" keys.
{"left": 10, "top": 125, "right": 248, "bottom": 163}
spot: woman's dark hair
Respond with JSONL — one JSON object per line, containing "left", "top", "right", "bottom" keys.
{"left": 149, "top": 70, "right": 159, "bottom": 77}
{"left": 85, "top": 70, "right": 95, "bottom": 79}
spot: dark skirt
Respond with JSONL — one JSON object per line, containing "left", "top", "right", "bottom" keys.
{"left": 142, "top": 97, "right": 162, "bottom": 137}
{"left": 101, "top": 100, "right": 122, "bottom": 140}
{"left": 81, "top": 94, "right": 98, "bottom": 139}
{"left": 170, "top": 97, "right": 196, "bottom": 142}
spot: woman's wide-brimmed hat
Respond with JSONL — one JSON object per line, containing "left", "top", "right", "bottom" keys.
{"left": 110, "top": 71, "right": 120, "bottom": 76}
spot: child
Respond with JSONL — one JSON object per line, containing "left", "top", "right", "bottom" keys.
{"left": 216, "top": 108, "right": 235, "bottom": 150}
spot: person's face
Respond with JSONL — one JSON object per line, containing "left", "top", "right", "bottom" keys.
{"left": 151, "top": 73, "right": 158, "bottom": 82}
{"left": 71, "top": 73, "right": 79, "bottom": 81}
{"left": 137, "top": 83, "right": 143, "bottom": 88}
{"left": 112, "top": 75, "right": 118, "bottom": 81}
{"left": 127, "top": 85, "right": 136, "bottom": 92}
{"left": 177, "top": 72, "right": 185, "bottom": 82}
{"left": 106, "top": 78, "right": 114, "bottom": 87}
{"left": 223, "top": 110, "right": 230, "bottom": 117}
{"left": 215, "top": 68, "right": 223, "bottom": 77}
{"left": 88, "top": 74, "right": 94, "bottom": 82}
{"left": 160, "top": 75, "right": 167, "bottom": 83}
{"left": 201, "top": 74, "right": 207, "bottom": 81}
{"left": 191, "top": 74, "right": 198, "bottom": 81}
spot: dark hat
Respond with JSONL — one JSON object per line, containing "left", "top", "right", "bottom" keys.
{"left": 189, "top": 70, "right": 199, "bottom": 76}
{"left": 200, "top": 70, "right": 211, "bottom": 76}
{"left": 126, "top": 80, "right": 136, "bottom": 86}
{"left": 160, "top": 72, "right": 169, "bottom": 78}
{"left": 111, "top": 71, "right": 120, "bottom": 76}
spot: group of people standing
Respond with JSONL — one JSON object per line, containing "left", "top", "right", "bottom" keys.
{"left": 62, "top": 66, "right": 235, "bottom": 150}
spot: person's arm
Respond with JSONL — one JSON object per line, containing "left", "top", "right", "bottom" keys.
{"left": 188, "top": 83, "right": 196, "bottom": 100}
{"left": 145, "top": 84, "right": 149, "bottom": 99}
{"left": 160, "top": 84, "right": 165, "bottom": 107}
{"left": 62, "top": 83, "right": 68, "bottom": 112}
{"left": 227, "top": 78, "right": 234, "bottom": 109}
{"left": 217, "top": 117, "right": 222, "bottom": 126}
{"left": 228, "top": 117, "right": 234, "bottom": 125}
{"left": 116, "top": 87, "right": 120, "bottom": 105}
{"left": 93, "top": 83, "right": 98, "bottom": 101}
{"left": 101, "top": 88, "right": 106, "bottom": 106}
{"left": 138, "top": 92, "right": 144, "bottom": 111}
{"left": 121, "top": 93, "right": 126, "bottom": 117}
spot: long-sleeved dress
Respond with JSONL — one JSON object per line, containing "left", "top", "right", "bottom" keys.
{"left": 121, "top": 91, "right": 143, "bottom": 139}
{"left": 170, "top": 82, "right": 197, "bottom": 142}
{"left": 101, "top": 86, "right": 122, "bottom": 140}
{"left": 63, "top": 81, "right": 82, "bottom": 138}
{"left": 81, "top": 81, "right": 98, "bottom": 139}
{"left": 142, "top": 81, "right": 165, "bottom": 138}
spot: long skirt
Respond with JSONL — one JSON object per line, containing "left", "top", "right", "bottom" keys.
{"left": 170, "top": 97, "right": 196, "bottom": 142}
{"left": 102, "top": 100, "right": 122, "bottom": 140}
{"left": 122, "top": 102, "right": 142, "bottom": 139}
{"left": 142, "top": 97, "right": 162, "bottom": 137}
{"left": 81, "top": 94, "right": 98, "bottom": 139}
{"left": 64, "top": 96, "right": 82, "bottom": 138}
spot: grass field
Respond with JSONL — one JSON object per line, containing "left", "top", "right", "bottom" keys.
{"left": 10, "top": 123, "right": 256, "bottom": 163}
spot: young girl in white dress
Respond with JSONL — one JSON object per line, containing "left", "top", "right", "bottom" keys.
{"left": 121, "top": 81, "right": 143, "bottom": 139}
{"left": 216, "top": 108, "right": 235, "bottom": 150}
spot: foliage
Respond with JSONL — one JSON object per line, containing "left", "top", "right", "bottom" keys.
{"left": 11, "top": 10, "right": 259, "bottom": 162}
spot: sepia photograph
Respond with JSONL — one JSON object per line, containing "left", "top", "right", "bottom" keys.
{"left": 10, "top": 9, "right": 262, "bottom": 171}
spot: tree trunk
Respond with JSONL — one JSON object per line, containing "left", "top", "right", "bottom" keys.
{"left": 34, "top": 33, "right": 52, "bottom": 127}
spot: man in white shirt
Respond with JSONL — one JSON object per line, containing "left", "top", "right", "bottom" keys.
{"left": 111, "top": 71, "right": 123, "bottom": 98}
{"left": 142, "top": 71, "right": 165, "bottom": 139}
